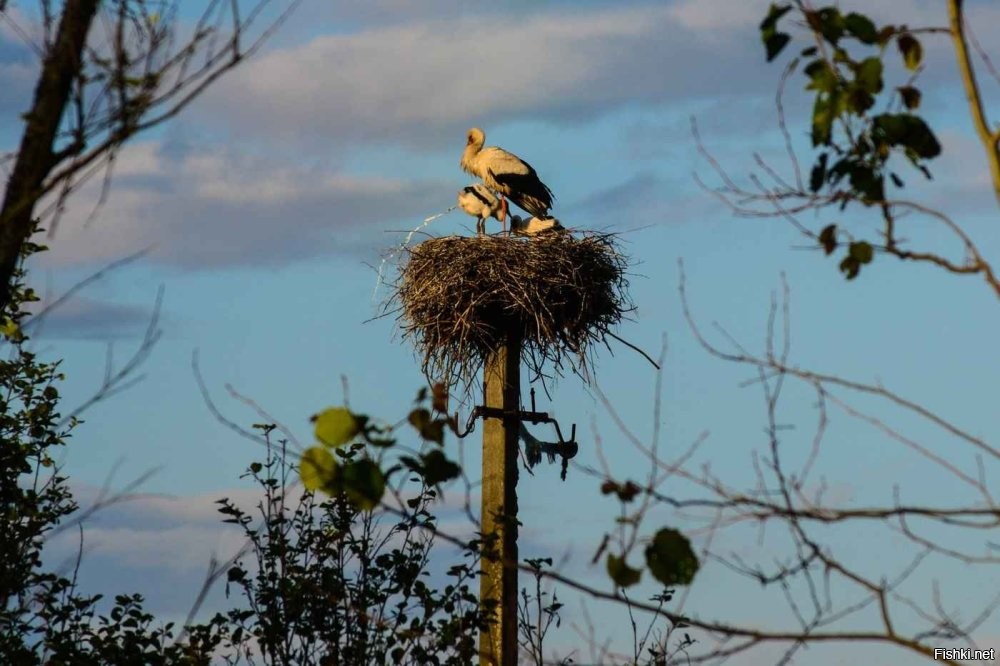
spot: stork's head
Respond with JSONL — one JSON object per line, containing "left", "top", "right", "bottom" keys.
{"left": 466, "top": 127, "right": 486, "bottom": 149}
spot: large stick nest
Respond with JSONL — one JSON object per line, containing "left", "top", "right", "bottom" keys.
{"left": 387, "top": 232, "right": 633, "bottom": 393}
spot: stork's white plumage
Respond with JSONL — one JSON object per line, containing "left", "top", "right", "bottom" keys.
{"left": 510, "top": 215, "right": 565, "bottom": 237}
{"left": 460, "top": 127, "right": 554, "bottom": 222}
{"left": 457, "top": 184, "right": 504, "bottom": 234}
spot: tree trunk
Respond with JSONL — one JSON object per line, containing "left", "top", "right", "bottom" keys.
{"left": 0, "top": 0, "right": 100, "bottom": 312}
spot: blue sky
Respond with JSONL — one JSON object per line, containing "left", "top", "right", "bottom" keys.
{"left": 4, "top": 0, "right": 1000, "bottom": 662}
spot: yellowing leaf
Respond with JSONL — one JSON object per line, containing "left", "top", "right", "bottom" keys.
{"left": 0, "top": 318, "right": 20, "bottom": 340}
{"left": 313, "top": 407, "right": 359, "bottom": 447}
{"left": 897, "top": 33, "right": 922, "bottom": 71}
{"left": 300, "top": 446, "right": 337, "bottom": 492}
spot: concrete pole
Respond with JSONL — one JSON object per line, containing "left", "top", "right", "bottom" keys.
{"left": 479, "top": 325, "right": 521, "bottom": 666}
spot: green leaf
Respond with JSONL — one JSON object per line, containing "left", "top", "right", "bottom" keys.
{"left": 313, "top": 407, "right": 360, "bottom": 447}
{"left": 804, "top": 59, "right": 838, "bottom": 93}
{"left": 644, "top": 528, "right": 699, "bottom": 586}
{"left": 764, "top": 33, "right": 791, "bottom": 62}
{"left": 760, "top": 3, "right": 792, "bottom": 30}
{"left": 818, "top": 224, "right": 837, "bottom": 255}
{"left": 848, "top": 164, "right": 884, "bottom": 202}
{"left": 854, "top": 57, "right": 883, "bottom": 94}
{"left": 249, "top": 462, "right": 263, "bottom": 474}
{"left": 606, "top": 554, "right": 642, "bottom": 588}
{"left": 876, "top": 25, "right": 897, "bottom": 47}
{"left": 807, "top": 7, "right": 844, "bottom": 44}
{"left": 811, "top": 93, "right": 837, "bottom": 146}
{"left": 897, "top": 33, "right": 922, "bottom": 71}
{"left": 421, "top": 449, "right": 461, "bottom": 486}
{"left": 425, "top": 420, "right": 446, "bottom": 445}
{"left": 341, "top": 458, "right": 386, "bottom": 510}
{"left": 872, "top": 114, "right": 941, "bottom": 159}
{"left": 760, "top": 3, "right": 793, "bottom": 62}
{"left": 840, "top": 255, "right": 861, "bottom": 279}
{"left": 408, "top": 408, "right": 446, "bottom": 445}
{"left": 409, "top": 407, "right": 430, "bottom": 430}
{"left": 898, "top": 86, "right": 921, "bottom": 110}
{"left": 849, "top": 241, "right": 874, "bottom": 264}
{"left": 844, "top": 12, "right": 878, "bottom": 44}
{"left": 300, "top": 446, "right": 338, "bottom": 492}
{"left": 845, "top": 87, "right": 875, "bottom": 115}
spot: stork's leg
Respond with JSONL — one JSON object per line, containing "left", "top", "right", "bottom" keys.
{"left": 477, "top": 217, "right": 485, "bottom": 235}
{"left": 498, "top": 197, "right": 509, "bottom": 232}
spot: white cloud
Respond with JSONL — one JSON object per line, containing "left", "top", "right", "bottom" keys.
{"left": 35, "top": 139, "right": 452, "bottom": 269}
{"left": 667, "top": 0, "right": 771, "bottom": 32}
{"left": 201, "top": 0, "right": 1000, "bottom": 154}
{"left": 195, "top": 5, "right": 771, "bottom": 149}
{"left": 77, "top": 524, "right": 246, "bottom": 572}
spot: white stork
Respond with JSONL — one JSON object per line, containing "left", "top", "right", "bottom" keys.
{"left": 460, "top": 127, "right": 554, "bottom": 222}
{"left": 510, "top": 215, "right": 566, "bottom": 237}
{"left": 457, "top": 183, "right": 504, "bottom": 234}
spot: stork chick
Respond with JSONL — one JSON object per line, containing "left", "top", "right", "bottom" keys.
{"left": 457, "top": 183, "right": 504, "bottom": 234}
{"left": 510, "top": 214, "right": 565, "bottom": 237}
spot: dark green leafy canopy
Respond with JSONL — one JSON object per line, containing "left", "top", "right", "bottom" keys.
{"left": 0, "top": 228, "right": 230, "bottom": 662}
{"left": 759, "top": 5, "right": 945, "bottom": 284}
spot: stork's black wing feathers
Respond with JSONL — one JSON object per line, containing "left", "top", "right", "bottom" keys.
{"left": 488, "top": 166, "right": 554, "bottom": 218}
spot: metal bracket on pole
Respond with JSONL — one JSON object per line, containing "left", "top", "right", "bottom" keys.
{"left": 456, "top": 387, "right": 579, "bottom": 481}
{"left": 456, "top": 389, "right": 578, "bottom": 448}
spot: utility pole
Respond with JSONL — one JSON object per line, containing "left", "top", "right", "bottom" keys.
{"left": 479, "top": 325, "right": 521, "bottom": 666}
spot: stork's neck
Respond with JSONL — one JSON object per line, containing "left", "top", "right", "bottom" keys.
{"left": 460, "top": 142, "right": 482, "bottom": 176}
